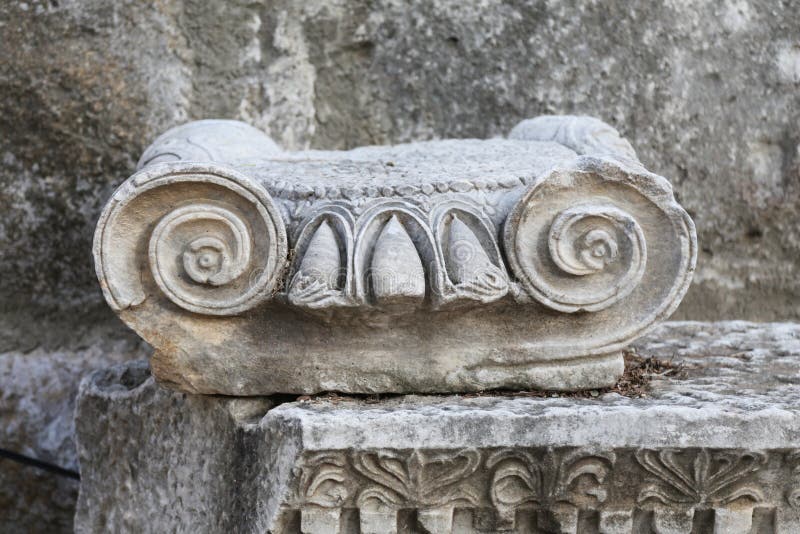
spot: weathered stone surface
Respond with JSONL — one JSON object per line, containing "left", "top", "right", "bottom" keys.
{"left": 93, "top": 117, "right": 695, "bottom": 394}
{"left": 76, "top": 321, "right": 800, "bottom": 533}
{"left": 2, "top": 2, "right": 798, "bottom": 522}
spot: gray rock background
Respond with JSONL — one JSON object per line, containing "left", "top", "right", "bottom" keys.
{"left": 0, "top": 0, "right": 798, "bottom": 531}
{"left": 0, "top": 328, "right": 148, "bottom": 533}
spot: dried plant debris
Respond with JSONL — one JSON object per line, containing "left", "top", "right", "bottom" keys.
{"left": 460, "top": 351, "right": 688, "bottom": 400}
{"left": 609, "top": 350, "right": 689, "bottom": 398}
{"left": 294, "top": 350, "right": 690, "bottom": 404}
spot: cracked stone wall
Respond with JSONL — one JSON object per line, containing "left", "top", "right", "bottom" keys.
{"left": 0, "top": 0, "right": 798, "bottom": 532}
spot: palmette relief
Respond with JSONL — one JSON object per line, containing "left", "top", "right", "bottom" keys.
{"left": 286, "top": 447, "right": 788, "bottom": 534}
{"left": 487, "top": 448, "right": 615, "bottom": 528}
{"left": 635, "top": 449, "right": 767, "bottom": 507}
{"left": 294, "top": 448, "right": 611, "bottom": 533}
{"left": 93, "top": 115, "right": 696, "bottom": 394}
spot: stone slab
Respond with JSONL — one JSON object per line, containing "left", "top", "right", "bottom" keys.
{"left": 76, "top": 321, "right": 800, "bottom": 533}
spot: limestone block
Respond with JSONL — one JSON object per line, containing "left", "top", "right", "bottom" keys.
{"left": 75, "top": 321, "right": 800, "bottom": 533}
{"left": 93, "top": 117, "right": 696, "bottom": 395}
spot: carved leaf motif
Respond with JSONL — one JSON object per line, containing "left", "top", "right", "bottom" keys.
{"left": 487, "top": 449, "right": 614, "bottom": 511}
{"left": 289, "top": 220, "right": 344, "bottom": 308}
{"left": 635, "top": 449, "right": 766, "bottom": 506}
{"left": 562, "top": 454, "right": 613, "bottom": 503}
{"left": 444, "top": 215, "right": 508, "bottom": 301}
{"left": 301, "top": 453, "right": 352, "bottom": 508}
{"left": 488, "top": 451, "right": 542, "bottom": 508}
{"left": 353, "top": 449, "right": 481, "bottom": 509}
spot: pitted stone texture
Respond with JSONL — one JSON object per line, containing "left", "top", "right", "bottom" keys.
{"left": 2, "top": 2, "right": 798, "bottom": 520}
{"left": 253, "top": 321, "right": 800, "bottom": 452}
{"left": 0, "top": 0, "right": 795, "bottom": 529}
{"left": 76, "top": 322, "right": 800, "bottom": 533}
{"left": 74, "top": 361, "right": 279, "bottom": 534}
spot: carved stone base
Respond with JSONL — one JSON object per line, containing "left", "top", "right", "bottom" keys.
{"left": 74, "top": 322, "right": 800, "bottom": 533}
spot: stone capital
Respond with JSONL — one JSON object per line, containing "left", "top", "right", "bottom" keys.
{"left": 93, "top": 116, "right": 696, "bottom": 394}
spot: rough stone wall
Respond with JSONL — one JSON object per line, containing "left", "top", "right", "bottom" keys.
{"left": 0, "top": 0, "right": 798, "bottom": 532}
{"left": 0, "top": 321, "right": 148, "bottom": 533}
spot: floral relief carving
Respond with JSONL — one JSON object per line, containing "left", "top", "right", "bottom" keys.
{"left": 635, "top": 449, "right": 767, "bottom": 506}
{"left": 352, "top": 449, "right": 481, "bottom": 510}
{"left": 487, "top": 448, "right": 614, "bottom": 523}
{"left": 299, "top": 452, "right": 352, "bottom": 508}
{"left": 95, "top": 117, "right": 697, "bottom": 396}
{"left": 290, "top": 447, "right": 800, "bottom": 533}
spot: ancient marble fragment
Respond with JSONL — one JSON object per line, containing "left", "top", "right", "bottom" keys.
{"left": 93, "top": 116, "right": 696, "bottom": 394}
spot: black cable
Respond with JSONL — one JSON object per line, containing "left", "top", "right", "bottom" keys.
{"left": 0, "top": 447, "right": 80, "bottom": 480}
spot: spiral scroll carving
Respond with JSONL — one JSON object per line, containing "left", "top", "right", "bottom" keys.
{"left": 514, "top": 203, "right": 645, "bottom": 313}
{"left": 546, "top": 204, "right": 646, "bottom": 311}
{"left": 149, "top": 203, "right": 262, "bottom": 313}
{"left": 152, "top": 203, "right": 251, "bottom": 286}
{"left": 506, "top": 197, "right": 647, "bottom": 313}
{"left": 94, "top": 163, "right": 287, "bottom": 317}
{"left": 183, "top": 236, "right": 242, "bottom": 285}
{"left": 549, "top": 204, "right": 645, "bottom": 282}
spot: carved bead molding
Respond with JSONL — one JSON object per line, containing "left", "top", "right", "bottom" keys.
{"left": 279, "top": 447, "right": 800, "bottom": 534}
{"left": 93, "top": 116, "right": 696, "bottom": 395}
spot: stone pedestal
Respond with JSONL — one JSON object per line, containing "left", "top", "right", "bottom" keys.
{"left": 75, "top": 322, "right": 800, "bottom": 533}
